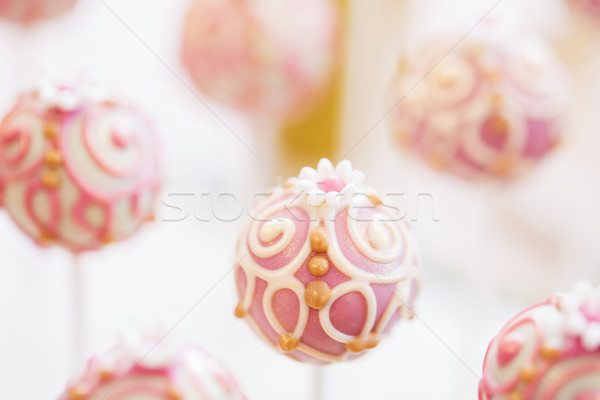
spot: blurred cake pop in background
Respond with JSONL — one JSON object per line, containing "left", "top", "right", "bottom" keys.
{"left": 479, "top": 282, "right": 600, "bottom": 400}
{"left": 234, "top": 159, "right": 421, "bottom": 364}
{"left": 0, "top": 80, "right": 160, "bottom": 253}
{"left": 388, "top": 14, "right": 570, "bottom": 181}
{"left": 58, "top": 330, "right": 246, "bottom": 400}
{"left": 0, "top": 0, "right": 78, "bottom": 24}
{"left": 568, "top": 0, "right": 600, "bottom": 18}
{"left": 181, "top": 0, "right": 339, "bottom": 120}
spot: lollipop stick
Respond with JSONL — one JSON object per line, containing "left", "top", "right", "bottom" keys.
{"left": 71, "top": 255, "right": 85, "bottom": 369}
{"left": 313, "top": 366, "right": 324, "bottom": 400}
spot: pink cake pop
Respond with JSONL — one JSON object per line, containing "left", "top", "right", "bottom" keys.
{"left": 234, "top": 159, "right": 421, "bottom": 364}
{"left": 0, "top": 0, "right": 77, "bottom": 24}
{"left": 480, "top": 282, "right": 600, "bottom": 400}
{"left": 58, "top": 333, "right": 246, "bottom": 400}
{"left": 0, "top": 80, "right": 159, "bottom": 253}
{"left": 568, "top": 0, "right": 600, "bottom": 18}
{"left": 389, "top": 16, "right": 569, "bottom": 181}
{"left": 181, "top": 0, "right": 339, "bottom": 119}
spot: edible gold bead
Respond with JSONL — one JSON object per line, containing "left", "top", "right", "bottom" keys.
{"left": 304, "top": 281, "right": 331, "bottom": 310}
{"left": 278, "top": 334, "right": 299, "bottom": 352}
{"left": 309, "top": 226, "right": 329, "bottom": 253}
{"left": 308, "top": 256, "right": 329, "bottom": 277}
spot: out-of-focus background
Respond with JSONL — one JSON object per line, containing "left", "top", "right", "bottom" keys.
{"left": 1, "top": 0, "right": 599, "bottom": 399}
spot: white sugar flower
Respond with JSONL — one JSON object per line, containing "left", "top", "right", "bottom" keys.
{"left": 33, "top": 77, "right": 112, "bottom": 111}
{"left": 582, "top": 322, "right": 600, "bottom": 351}
{"left": 119, "top": 322, "right": 181, "bottom": 368}
{"left": 555, "top": 281, "right": 600, "bottom": 351}
{"left": 294, "top": 158, "right": 365, "bottom": 209}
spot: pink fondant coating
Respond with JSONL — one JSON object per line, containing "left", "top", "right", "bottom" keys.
{"left": 330, "top": 292, "right": 367, "bottom": 336}
{"left": 0, "top": 0, "right": 77, "bottom": 24}
{"left": 272, "top": 288, "right": 300, "bottom": 333}
{"left": 569, "top": 0, "right": 600, "bottom": 17}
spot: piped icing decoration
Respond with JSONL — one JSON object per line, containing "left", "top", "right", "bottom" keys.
{"left": 0, "top": 80, "right": 159, "bottom": 253}
{"left": 389, "top": 14, "right": 569, "bottom": 181}
{"left": 234, "top": 159, "right": 421, "bottom": 364}
{"left": 57, "top": 332, "right": 246, "bottom": 400}
{"left": 480, "top": 282, "right": 600, "bottom": 400}
{"left": 0, "top": 0, "right": 78, "bottom": 24}
{"left": 181, "top": 0, "right": 339, "bottom": 119}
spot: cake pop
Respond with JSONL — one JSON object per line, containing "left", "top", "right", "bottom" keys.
{"left": 0, "top": 80, "right": 159, "bottom": 252}
{"left": 480, "top": 282, "right": 600, "bottom": 399}
{"left": 234, "top": 159, "right": 421, "bottom": 364}
{"left": 568, "top": 0, "right": 600, "bottom": 18}
{"left": 388, "top": 16, "right": 569, "bottom": 181}
{"left": 181, "top": 0, "right": 339, "bottom": 119}
{"left": 58, "top": 333, "right": 246, "bottom": 400}
{"left": 0, "top": 0, "right": 77, "bottom": 24}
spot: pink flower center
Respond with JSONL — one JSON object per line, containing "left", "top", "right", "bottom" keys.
{"left": 318, "top": 176, "right": 346, "bottom": 193}
{"left": 111, "top": 130, "right": 129, "bottom": 149}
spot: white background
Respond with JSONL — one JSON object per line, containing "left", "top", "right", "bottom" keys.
{"left": 1, "top": 0, "right": 599, "bottom": 399}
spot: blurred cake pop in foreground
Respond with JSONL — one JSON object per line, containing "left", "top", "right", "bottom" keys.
{"left": 0, "top": 0, "right": 77, "bottom": 24}
{"left": 480, "top": 282, "right": 600, "bottom": 399}
{"left": 182, "top": 0, "right": 339, "bottom": 120}
{"left": 0, "top": 80, "right": 160, "bottom": 252}
{"left": 389, "top": 15, "right": 570, "bottom": 181}
{"left": 234, "top": 159, "right": 421, "bottom": 364}
{"left": 58, "top": 332, "right": 246, "bottom": 400}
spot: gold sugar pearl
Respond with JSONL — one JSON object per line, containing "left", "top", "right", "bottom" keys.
{"left": 42, "top": 170, "right": 61, "bottom": 188}
{"left": 490, "top": 93, "right": 504, "bottom": 107}
{"left": 278, "top": 334, "right": 299, "bottom": 352}
{"left": 489, "top": 115, "right": 509, "bottom": 136}
{"left": 436, "top": 70, "right": 457, "bottom": 88}
{"left": 166, "top": 389, "right": 183, "bottom": 400}
{"left": 485, "top": 69, "right": 500, "bottom": 82}
{"left": 234, "top": 303, "right": 246, "bottom": 318}
{"left": 426, "top": 151, "right": 448, "bottom": 171}
{"left": 67, "top": 386, "right": 87, "bottom": 400}
{"left": 44, "top": 122, "right": 59, "bottom": 140}
{"left": 308, "top": 256, "right": 329, "bottom": 277}
{"left": 492, "top": 157, "right": 514, "bottom": 176}
{"left": 520, "top": 365, "right": 536, "bottom": 382}
{"left": 541, "top": 347, "right": 560, "bottom": 360}
{"left": 507, "top": 393, "right": 523, "bottom": 400}
{"left": 44, "top": 149, "right": 63, "bottom": 168}
{"left": 368, "top": 193, "right": 382, "bottom": 206}
{"left": 309, "top": 226, "right": 329, "bottom": 253}
{"left": 365, "top": 333, "right": 380, "bottom": 349}
{"left": 98, "top": 369, "right": 113, "bottom": 382}
{"left": 39, "top": 230, "right": 55, "bottom": 243}
{"left": 345, "top": 338, "right": 366, "bottom": 353}
{"left": 304, "top": 281, "right": 331, "bottom": 310}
